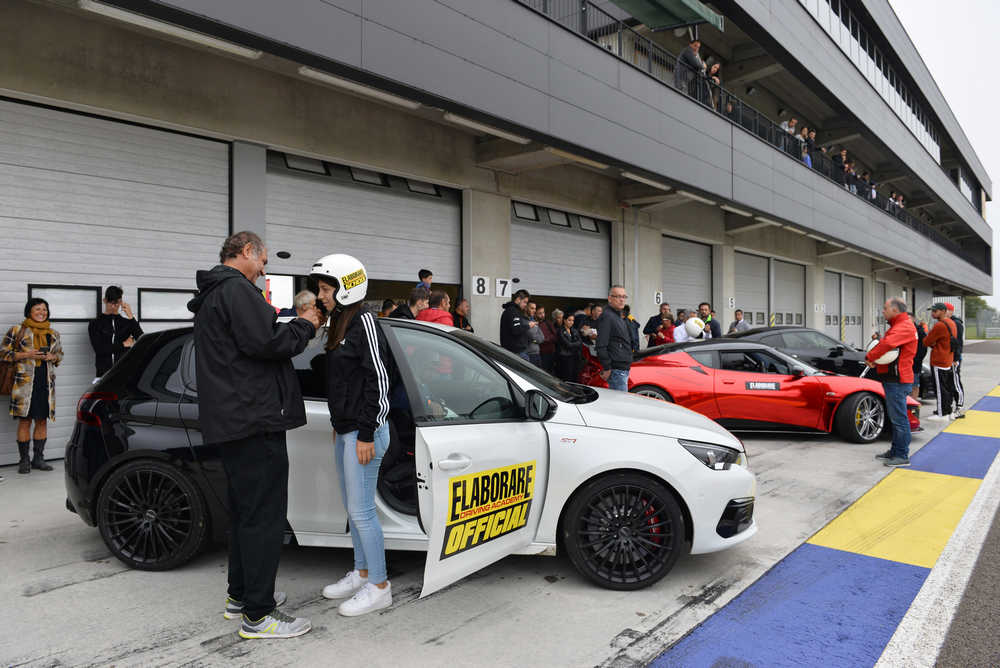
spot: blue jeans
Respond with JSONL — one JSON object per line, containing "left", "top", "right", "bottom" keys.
{"left": 608, "top": 368, "right": 630, "bottom": 392}
{"left": 884, "top": 382, "right": 912, "bottom": 459}
{"left": 335, "top": 422, "right": 390, "bottom": 583}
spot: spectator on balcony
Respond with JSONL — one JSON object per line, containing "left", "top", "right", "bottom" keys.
{"left": 886, "top": 191, "right": 897, "bottom": 211}
{"left": 780, "top": 117, "right": 798, "bottom": 135}
{"left": 802, "top": 144, "right": 812, "bottom": 168}
{"left": 798, "top": 126, "right": 810, "bottom": 146}
{"left": 724, "top": 98, "right": 738, "bottom": 122}
{"left": 847, "top": 161, "right": 859, "bottom": 194}
{"left": 706, "top": 62, "right": 722, "bottom": 109}
{"left": 674, "top": 38, "right": 705, "bottom": 99}
{"left": 805, "top": 129, "right": 817, "bottom": 155}
{"left": 832, "top": 149, "right": 849, "bottom": 188}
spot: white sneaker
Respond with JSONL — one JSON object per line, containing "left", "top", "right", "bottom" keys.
{"left": 338, "top": 581, "right": 392, "bottom": 617}
{"left": 927, "top": 413, "right": 950, "bottom": 421}
{"left": 322, "top": 570, "right": 367, "bottom": 599}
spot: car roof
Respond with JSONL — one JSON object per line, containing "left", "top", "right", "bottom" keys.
{"left": 726, "top": 326, "right": 807, "bottom": 338}
{"left": 636, "top": 338, "right": 774, "bottom": 360}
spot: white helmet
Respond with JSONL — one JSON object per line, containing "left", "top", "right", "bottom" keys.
{"left": 309, "top": 254, "right": 368, "bottom": 307}
{"left": 685, "top": 317, "right": 707, "bottom": 339}
{"left": 865, "top": 338, "right": 899, "bottom": 365}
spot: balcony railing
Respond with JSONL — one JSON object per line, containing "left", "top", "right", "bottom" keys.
{"left": 517, "top": 0, "right": 989, "bottom": 275}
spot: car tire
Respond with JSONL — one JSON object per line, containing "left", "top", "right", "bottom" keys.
{"left": 630, "top": 385, "right": 673, "bottom": 402}
{"left": 835, "top": 392, "right": 886, "bottom": 443}
{"left": 97, "top": 459, "right": 209, "bottom": 571}
{"left": 562, "top": 472, "right": 685, "bottom": 591}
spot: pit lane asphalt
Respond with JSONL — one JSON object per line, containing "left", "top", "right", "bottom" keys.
{"left": 2, "top": 353, "right": 996, "bottom": 668}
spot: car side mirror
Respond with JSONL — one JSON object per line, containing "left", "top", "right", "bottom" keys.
{"left": 829, "top": 346, "right": 844, "bottom": 358}
{"left": 791, "top": 368, "right": 805, "bottom": 379}
{"left": 525, "top": 389, "right": 557, "bottom": 421}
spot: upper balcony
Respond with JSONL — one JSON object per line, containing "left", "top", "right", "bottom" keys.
{"left": 517, "top": 0, "right": 990, "bottom": 276}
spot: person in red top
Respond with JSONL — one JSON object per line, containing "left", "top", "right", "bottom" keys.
{"left": 415, "top": 291, "right": 454, "bottom": 326}
{"left": 865, "top": 297, "right": 917, "bottom": 467}
{"left": 923, "top": 303, "right": 958, "bottom": 420}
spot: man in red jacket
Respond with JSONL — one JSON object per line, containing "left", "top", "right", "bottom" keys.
{"left": 416, "top": 290, "right": 454, "bottom": 326}
{"left": 923, "top": 303, "right": 958, "bottom": 421}
{"left": 865, "top": 297, "right": 917, "bottom": 467}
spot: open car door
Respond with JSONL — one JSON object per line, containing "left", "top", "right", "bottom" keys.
{"left": 384, "top": 322, "right": 550, "bottom": 598}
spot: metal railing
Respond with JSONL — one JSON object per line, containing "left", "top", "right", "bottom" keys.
{"left": 517, "top": 0, "right": 989, "bottom": 275}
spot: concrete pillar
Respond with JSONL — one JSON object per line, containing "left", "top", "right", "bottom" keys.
{"left": 861, "top": 274, "right": 873, "bottom": 341}
{"left": 231, "top": 141, "right": 267, "bottom": 287}
{"left": 805, "top": 263, "right": 825, "bottom": 329}
{"left": 622, "top": 214, "right": 664, "bottom": 345}
{"left": 713, "top": 243, "right": 736, "bottom": 327}
{"left": 462, "top": 190, "right": 511, "bottom": 342}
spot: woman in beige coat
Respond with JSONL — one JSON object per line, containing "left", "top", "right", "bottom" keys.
{"left": 2, "top": 298, "right": 63, "bottom": 473}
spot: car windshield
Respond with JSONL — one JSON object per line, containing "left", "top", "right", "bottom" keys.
{"left": 453, "top": 331, "right": 597, "bottom": 404}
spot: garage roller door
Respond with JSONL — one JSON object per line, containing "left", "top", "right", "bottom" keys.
{"left": 509, "top": 204, "right": 610, "bottom": 299}
{"left": 0, "top": 100, "right": 229, "bottom": 465}
{"left": 266, "top": 153, "right": 461, "bottom": 283}
{"left": 662, "top": 236, "right": 712, "bottom": 313}
{"left": 824, "top": 271, "right": 842, "bottom": 341}
{"left": 734, "top": 252, "right": 768, "bottom": 327}
{"left": 773, "top": 260, "right": 805, "bottom": 327}
{"left": 843, "top": 275, "right": 864, "bottom": 348}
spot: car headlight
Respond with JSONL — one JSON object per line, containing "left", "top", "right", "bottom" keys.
{"left": 679, "top": 439, "right": 747, "bottom": 471}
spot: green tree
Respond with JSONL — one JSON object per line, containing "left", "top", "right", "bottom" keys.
{"left": 964, "top": 296, "right": 994, "bottom": 319}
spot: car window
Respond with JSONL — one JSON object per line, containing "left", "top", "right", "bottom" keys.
{"left": 393, "top": 327, "right": 519, "bottom": 423}
{"left": 688, "top": 351, "right": 715, "bottom": 368}
{"left": 760, "top": 334, "right": 785, "bottom": 347}
{"left": 138, "top": 335, "right": 188, "bottom": 401}
{"left": 747, "top": 351, "right": 793, "bottom": 375}
{"left": 720, "top": 351, "right": 764, "bottom": 373}
{"left": 783, "top": 331, "right": 836, "bottom": 349}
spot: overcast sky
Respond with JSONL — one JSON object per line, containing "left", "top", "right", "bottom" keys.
{"left": 887, "top": 0, "right": 999, "bottom": 307}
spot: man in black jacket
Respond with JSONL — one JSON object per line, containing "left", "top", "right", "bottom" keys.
{"left": 500, "top": 289, "right": 534, "bottom": 359}
{"left": 388, "top": 287, "right": 428, "bottom": 320}
{"left": 188, "top": 231, "right": 322, "bottom": 639}
{"left": 597, "top": 286, "right": 633, "bottom": 391}
{"left": 643, "top": 303, "right": 673, "bottom": 347}
{"left": 88, "top": 285, "right": 143, "bottom": 377}
{"left": 946, "top": 302, "right": 965, "bottom": 413}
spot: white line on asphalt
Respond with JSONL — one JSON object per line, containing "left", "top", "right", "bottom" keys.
{"left": 875, "top": 449, "right": 1000, "bottom": 668}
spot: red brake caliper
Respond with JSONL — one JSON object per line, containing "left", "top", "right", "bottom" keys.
{"left": 644, "top": 498, "right": 663, "bottom": 545}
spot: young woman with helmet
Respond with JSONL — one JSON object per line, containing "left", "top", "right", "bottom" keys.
{"left": 311, "top": 254, "right": 395, "bottom": 617}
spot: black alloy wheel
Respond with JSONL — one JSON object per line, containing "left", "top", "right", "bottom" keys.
{"left": 562, "top": 473, "right": 684, "bottom": 590}
{"left": 96, "top": 460, "right": 208, "bottom": 571}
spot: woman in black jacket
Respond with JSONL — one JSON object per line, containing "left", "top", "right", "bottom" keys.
{"left": 555, "top": 313, "right": 583, "bottom": 382}
{"left": 311, "top": 254, "right": 394, "bottom": 618}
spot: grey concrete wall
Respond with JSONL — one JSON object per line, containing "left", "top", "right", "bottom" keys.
{"left": 136, "top": 0, "right": 990, "bottom": 288}
{"left": 462, "top": 190, "right": 511, "bottom": 342}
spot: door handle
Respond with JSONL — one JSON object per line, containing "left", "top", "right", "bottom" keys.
{"left": 722, "top": 380, "right": 735, "bottom": 385}
{"left": 437, "top": 454, "right": 472, "bottom": 471}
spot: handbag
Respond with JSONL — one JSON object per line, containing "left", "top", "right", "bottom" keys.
{"left": 0, "top": 326, "right": 21, "bottom": 395}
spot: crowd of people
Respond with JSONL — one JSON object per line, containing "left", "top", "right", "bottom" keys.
{"left": 672, "top": 36, "right": 915, "bottom": 224}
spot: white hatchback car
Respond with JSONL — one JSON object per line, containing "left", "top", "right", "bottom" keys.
{"left": 70, "top": 319, "right": 757, "bottom": 596}
{"left": 285, "top": 319, "right": 757, "bottom": 596}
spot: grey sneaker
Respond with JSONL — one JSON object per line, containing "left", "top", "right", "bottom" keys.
{"left": 875, "top": 449, "right": 893, "bottom": 460}
{"left": 884, "top": 456, "right": 910, "bottom": 467}
{"left": 239, "top": 608, "right": 311, "bottom": 639}
{"left": 225, "top": 591, "right": 288, "bottom": 620}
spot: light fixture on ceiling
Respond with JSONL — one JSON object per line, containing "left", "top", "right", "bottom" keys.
{"left": 677, "top": 190, "right": 716, "bottom": 206}
{"left": 299, "top": 66, "right": 421, "bottom": 110}
{"left": 745, "top": 86, "right": 757, "bottom": 96}
{"left": 720, "top": 204, "right": 752, "bottom": 217}
{"left": 78, "top": 0, "right": 262, "bottom": 59}
{"left": 621, "top": 171, "right": 671, "bottom": 191}
{"left": 442, "top": 112, "right": 531, "bottom": 144}
{"left": 544, "top": 147, "right": 609, "bottom": 170}
{"left": 777, "top": 107, "right": 786, "bottom": 117}
{"left": 673, "top": 27, "right": 687, "bottom": 37}
{"left": 753, "top": 216, "right": 781, "bottom": 226}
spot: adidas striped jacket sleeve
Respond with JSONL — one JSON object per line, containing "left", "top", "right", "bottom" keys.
{"left": 357, "top": 311, "right": 391, "bottom": 442}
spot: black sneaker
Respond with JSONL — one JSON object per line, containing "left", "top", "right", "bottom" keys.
{"left": 875, "top": 449, "right": 893, "bottom": 460}
{"left": 884, "top": 456, "right": 910, "bottom": 467}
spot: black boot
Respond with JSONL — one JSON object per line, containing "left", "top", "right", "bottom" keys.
{"left": 17, "top": 441, "right": 31, "bottom": 474}
{"left": 32, "top": 438, "right": 53, "bottom": 471}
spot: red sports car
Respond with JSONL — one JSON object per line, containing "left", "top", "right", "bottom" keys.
{"left": 581, "top": 340, "right": 920, "bottom": 443}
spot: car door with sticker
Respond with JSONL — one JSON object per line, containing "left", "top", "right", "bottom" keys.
{"left": 385, "top": 323, "right": 550, "bottom": 597}
{"left": 714, "top": 349, "right": 823, "bottom": 429}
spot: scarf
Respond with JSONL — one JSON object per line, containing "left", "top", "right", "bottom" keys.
{"left": 20, "top": 318, "right": 54, "bottom": 367}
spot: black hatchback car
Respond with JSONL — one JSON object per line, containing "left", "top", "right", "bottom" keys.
{"left": 726, "top": 326, "right": 934, "bottom": 398}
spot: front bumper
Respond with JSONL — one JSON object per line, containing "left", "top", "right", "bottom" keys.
{"left": 716, "top": 497, "right": 755, "bottom": 538}
{"left": 688, "top": 464, "right": 758, "bottom": 554}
